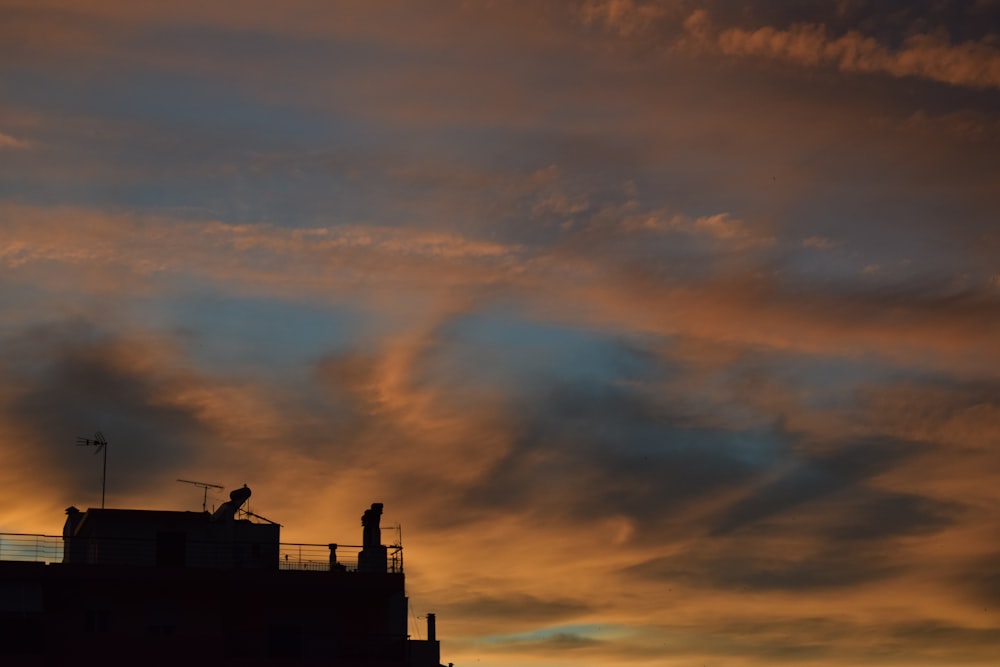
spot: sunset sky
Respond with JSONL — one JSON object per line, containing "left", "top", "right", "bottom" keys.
{"left": 2, "top": 1, "right": 1000, "bottom": 665}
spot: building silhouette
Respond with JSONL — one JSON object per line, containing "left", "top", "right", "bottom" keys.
{"left": 0, "top": 486, "right": 447, "bottom": 666}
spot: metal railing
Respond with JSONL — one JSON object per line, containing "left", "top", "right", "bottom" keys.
{"left": 0, "top": 533, "right": 402, "bottom": 573}
{"left": 0, "top": 533, "right": 63, "bottom": 563}
{"left": 278, "top": 543, "right": 403, "bottom": 573}
{"left": 281, "top": 542, "right": 358, "bottom": 571}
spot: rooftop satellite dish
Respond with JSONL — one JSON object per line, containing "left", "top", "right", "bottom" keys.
{"left": 177, "top": 478, "right": 224, "bottom": 512}
{"left": 75, "top": 431, "right": 108, "bottom": 509}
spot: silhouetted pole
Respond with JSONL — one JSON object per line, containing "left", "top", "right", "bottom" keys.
{"left": 76, "top": 432, "right": 108, "bottom": 509}
{"left": 101, "top": 441, "right": 107, "bottom": 508}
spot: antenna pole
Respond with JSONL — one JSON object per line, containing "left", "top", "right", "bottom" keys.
{"left": 176, "top": 479, "right": 224, "bottom": 512}
{"left": 101, "top": 440, "right": 107, "bottom": 509}
{"left": 76, "top": 431, "right": 109, "bottom": 509}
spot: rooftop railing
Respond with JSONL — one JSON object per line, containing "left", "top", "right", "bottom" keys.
{"left": 0, "top": 533, "right": 62, "bottom": 563}
{"left": 0, "top": 533, "right": 402, "bottom": 573}
{"left": 278, "top": 543, "right": 404, "bottom": 573}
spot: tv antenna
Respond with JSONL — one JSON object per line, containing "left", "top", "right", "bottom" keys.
{"left": 177, "top": 478, "right": 224, "bottom": 512}
{"left": 75, "top": 431, "right": 108, "bottom": 509}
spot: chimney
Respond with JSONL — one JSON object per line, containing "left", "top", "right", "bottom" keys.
{"left": 426, "top": 612, "right": 436, "bottom": 642}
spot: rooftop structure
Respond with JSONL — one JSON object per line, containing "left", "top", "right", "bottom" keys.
{"left": 0, "top": 486, "right": 447, "bottom": 666}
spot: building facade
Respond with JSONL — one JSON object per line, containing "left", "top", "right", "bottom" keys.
{"left": 0, "top": 487, "right": 445, "bottom": 666}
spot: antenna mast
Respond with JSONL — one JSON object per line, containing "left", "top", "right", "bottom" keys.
{"left": 177, "top": 478, "right": 224, "bottom": 512}
{"left": 75, "top": 431, "right": 108, "bottom": 509}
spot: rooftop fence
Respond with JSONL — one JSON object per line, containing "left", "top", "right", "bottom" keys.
{"left": 0, "top": 533, "right": 402, "bottom": 573}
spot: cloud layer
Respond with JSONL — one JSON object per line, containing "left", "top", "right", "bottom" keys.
{"left": 2, "top": 2, "right": 999, "bottom": 665}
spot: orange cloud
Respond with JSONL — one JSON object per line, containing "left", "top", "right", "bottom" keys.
{"left": 0, "top": 131, "right": 31, "bottom": 149}
{"left": 580, "top": 0, "right": 676, "bottom": 37}
{"left": 686, "top": 9, "right": 1000, "bottom": 90}
{"left": 1, "top": 4, "right": 999, "bottom": 665}
{"left": 4, "top": 201, "right": 999, "bottom": 380}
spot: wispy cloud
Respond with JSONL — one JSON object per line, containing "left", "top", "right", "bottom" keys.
{"left": 2, "top": 3, "right": 1000, "bottom": 665}
{"left": 580, "top": 0, "right": 678, "bottom": 37}
{"left": 684, "top": 9, "right": 1000, "bottom": 90}
{"left": 0, "top": 131, "right": 31, "bottom": 149}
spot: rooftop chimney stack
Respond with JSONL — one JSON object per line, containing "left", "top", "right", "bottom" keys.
{"left": 427, "top": 612, "right": 437, "bottom": 642}
{"left": 358, "top": 502, "right": 388, "bottom": 573}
